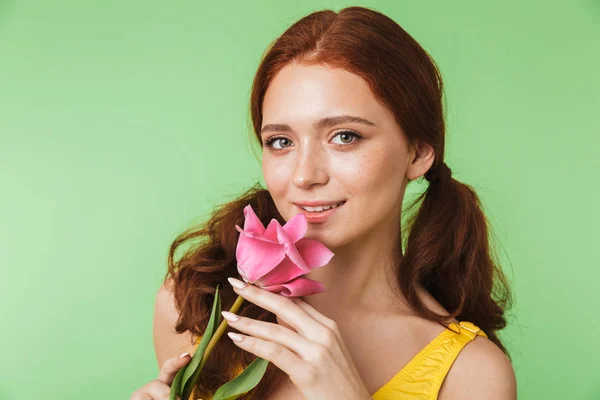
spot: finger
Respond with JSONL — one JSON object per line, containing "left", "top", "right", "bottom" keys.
{"left": 129, "top": 388, "right": 152, "bottom": 400}
{"left": 292, "top": 297, "right": 357, "bottom": 360}
{"left": 228, "top": 332, "right": 307, "bottom": 381}
{"left": 142, "top": 379, "right": 175, "bottom": 399}
{"left": 223, "top": 312, "right": 313, "bottom": 357}
{"left": 158, "top": 352, "right": 191, "bottom": 385}
{"left": 228, "top": 278, "right": 320, "bottom": 336}
{"left": 290, "top": 297, "right": 336, "bottom": 329}
{"left": 290, "top": 298, "right": 344, "bottom": 340}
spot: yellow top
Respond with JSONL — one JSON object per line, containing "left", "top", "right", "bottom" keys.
{"left": 189, "top": 320, "right": 487, "bottom": 400}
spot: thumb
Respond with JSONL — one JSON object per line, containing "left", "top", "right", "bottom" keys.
{"left": 158, "top": 352, "right": 192, "bottom": 386}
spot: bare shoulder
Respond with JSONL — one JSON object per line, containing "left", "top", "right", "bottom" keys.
{"left": 153, "top": 277, "right": 197, "bottom": 368}
{"left": 438, "top": 335, "right": 517, "bottom": 400}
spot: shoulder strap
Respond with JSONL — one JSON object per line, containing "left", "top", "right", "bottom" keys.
{"left": 428, "top": 321, "right": 487, "bottom": 397}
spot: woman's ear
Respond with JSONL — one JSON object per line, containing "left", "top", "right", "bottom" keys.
{"left": 406, "top": 141, "right": 435, "bottom": 181}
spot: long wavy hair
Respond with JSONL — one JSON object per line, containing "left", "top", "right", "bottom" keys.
{"left": 165, "top": 5, "right": 512, "bottom": 399}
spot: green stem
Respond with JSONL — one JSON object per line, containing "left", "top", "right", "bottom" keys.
{"left": 199, "top": 294, "right": 246, "bottom": 371}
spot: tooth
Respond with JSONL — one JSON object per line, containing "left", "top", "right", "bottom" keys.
{"left": 300, "top": 202, "right": 345, "bottom": 212}
{"left": 302, "top": 205, "right": 334, "bottom": 212}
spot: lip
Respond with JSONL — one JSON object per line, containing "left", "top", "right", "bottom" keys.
{"left": 294, "top": 200, "right": 345, "bottom": 207}
{"left": 295, "top": 201, "right": 346, "bottom": 224}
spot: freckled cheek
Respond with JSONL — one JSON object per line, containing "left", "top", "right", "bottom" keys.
{"left": 262, "top": 159, "right": 291, "bottom": 196}
{"left": 346, "top": 152, "right": 401, "bottom": 193}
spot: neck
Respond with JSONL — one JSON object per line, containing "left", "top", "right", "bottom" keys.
{"left": 300, "top": 225, "right": 411, "bottom": 320}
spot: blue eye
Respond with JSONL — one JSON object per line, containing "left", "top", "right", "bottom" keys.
{"left": 263, "top": 130, "right": 362, "bottom": 150}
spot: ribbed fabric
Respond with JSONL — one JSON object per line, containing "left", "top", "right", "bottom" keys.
{"left": 189, "top": 320, "right": 486, "bottom": 400}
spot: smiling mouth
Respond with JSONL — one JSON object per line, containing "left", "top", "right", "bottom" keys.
{"left": 295, "top": 201, "right": 346, "bottom": 223}
{"left": 297, "top": 201, "right": 346, "bottom": 212}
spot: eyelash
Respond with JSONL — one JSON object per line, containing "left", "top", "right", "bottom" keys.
{"left": 262, "top": 130, "right": 363, "bottom": 150}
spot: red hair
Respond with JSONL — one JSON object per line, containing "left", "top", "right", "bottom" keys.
{"left": 165, "top": 6, "right": 512, "bottom": 398}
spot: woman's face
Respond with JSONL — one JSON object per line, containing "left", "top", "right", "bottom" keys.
{"left": 260, "top": 63, "right": 431, "bottom": 248}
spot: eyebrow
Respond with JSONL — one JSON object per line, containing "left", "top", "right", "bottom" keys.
{"left": 260, "top": 114, "right": 376, "bottom": 135}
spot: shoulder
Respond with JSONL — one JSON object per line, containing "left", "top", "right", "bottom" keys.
{"left": 438, "top": 334, "right": 517, "bottom": 400}
{"left": 154, "top": 278, "right": 180, "bottom": 332}
{"left": 153, "top": 277, "right": 197, "bottom": 368}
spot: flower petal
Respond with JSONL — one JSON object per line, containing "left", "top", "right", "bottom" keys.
{"left": 235, "top": 233, "right": 286, "bottom": 283}
{"left": 236, "top": 225, "right": 278, "bottom": 244}
{"left": 234, "top": 203, "right": 333, "bottom": 295}
{"left": 263, "top": 219, "right": 282, "bottom": 242}
{"left": 282, "top": 212, "right": 307, "bottom": 243}
{"left": 254, "top": 254, "right": 315, "bottom": 287}
{"left": 275, "top": 224, "right": 309, "bottom": 272}
{"left": 255, "top": 236, "right": 334, "bottom": 287}
{"left": 295, "top": 237, "right": 335, "bottom": 268}
{"left": 260, "top": 276, "right": 326, "bottom": 297}
{"left": 241, "top": 204, "right": 266, "bottom": 235}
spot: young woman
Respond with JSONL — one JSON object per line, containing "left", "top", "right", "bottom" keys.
{"left": 131, "top": 5, "right": 516, "bottom": 400}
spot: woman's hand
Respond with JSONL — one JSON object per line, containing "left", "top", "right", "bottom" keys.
{"left": 130, "top": 352, "right": 192, "bottom": 400}
{"left": 223, "top": 277, "right": 372, "bottom": 400}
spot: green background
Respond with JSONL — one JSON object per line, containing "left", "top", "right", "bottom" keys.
{"left": 1, "top": 1, "right": 598, "bottom": 399}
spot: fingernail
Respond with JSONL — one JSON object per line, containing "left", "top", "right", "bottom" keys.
{"left": 221, "top": 311, "right": 239, "bottom": 321}
{"left": 179, "top": 352, "right": 190, "bottom": 358}
{"left": 228, "top": 332, "right": 244, "bottom": 342}
{"left": 228, "top": 277, "right": 246, "bottom": 289}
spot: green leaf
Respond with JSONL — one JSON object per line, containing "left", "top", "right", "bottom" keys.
{"left": 212, "top": 357, "right": 270, "bottom": 400}
{"left": 181, "top": 286, "right": 222, "bottom": 400}
{"left": 169, "top": 366, "right": 186, "bottom": 400}
{"left": 169, "top": 285, "right": 222, "bottom": 400}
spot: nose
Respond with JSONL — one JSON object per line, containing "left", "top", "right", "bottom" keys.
{"left": 291, "top": 141, "right": 329, "bottom": 189}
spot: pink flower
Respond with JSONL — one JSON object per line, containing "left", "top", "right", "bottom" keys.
{"left": 234, "top": 204, "right": 334, "bottom": 297}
